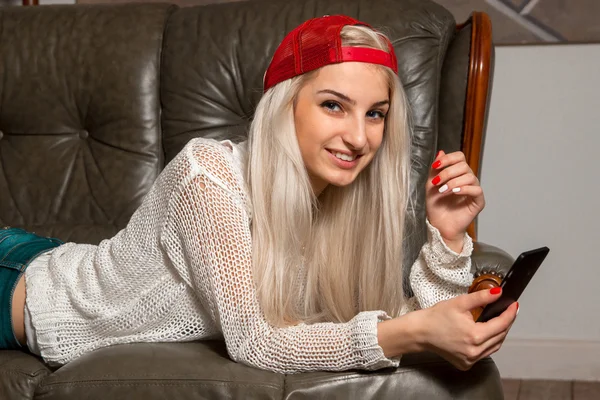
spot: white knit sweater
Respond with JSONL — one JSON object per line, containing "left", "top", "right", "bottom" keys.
{"left": 25, "top": 138, "right": 474, "bottom": 372}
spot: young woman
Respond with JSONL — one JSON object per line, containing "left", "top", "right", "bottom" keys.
{"left": 2, "top": 15, "right": 517, "bottom": 374}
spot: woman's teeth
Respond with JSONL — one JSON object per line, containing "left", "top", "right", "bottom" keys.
{"left": 333, "top": 152, "right": 357, "bottom": 162}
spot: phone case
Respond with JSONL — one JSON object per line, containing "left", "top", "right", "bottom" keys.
{"left": 476, "top": 246, "right": 549, "bottom": 323}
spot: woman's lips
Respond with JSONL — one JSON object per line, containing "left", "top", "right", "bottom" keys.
{"left": 326, "top": 149, "right": 361, "bottom": 169}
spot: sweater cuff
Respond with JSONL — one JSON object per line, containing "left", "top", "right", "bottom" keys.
{"left": 350, "top": 311, "right": 400, "bottom": 370}
{"left": 422, "top": 220, "right": 473, "bottom": 287}
{"left": 425, "top": 219, "right": 473, "bottom": 262}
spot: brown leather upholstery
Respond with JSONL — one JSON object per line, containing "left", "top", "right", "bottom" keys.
{"left": 439, "top": 25, "right": 472, "bottom": 155}
{"left": 0, "top": 1, "right": 507, "bottom": 399}
{"left": 34, "top": 342, "right": 285, "bottom": 399}
{"left": 0, "top": 351, "right": 50, "bottom": 399}
{"left": 30, "top": 342, "right": 503, "bottom": 400}
{"left": 0, "top": 3, "right": 172, "bottom": 244}
{"left": 284, "top": 354, "right": 502, "bottom": 399}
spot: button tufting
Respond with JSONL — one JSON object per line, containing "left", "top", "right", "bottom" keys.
{"left": 79, "top": 130, "right": 89, "bottom": 139}
{"left": 0, "top": 131, "right": 3, "bottom": 140}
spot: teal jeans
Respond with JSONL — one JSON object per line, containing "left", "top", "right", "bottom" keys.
{"left": 0, "top": 227, "right": 62, "bottom": 349}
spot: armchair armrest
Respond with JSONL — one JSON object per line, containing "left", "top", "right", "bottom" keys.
{"left": 468, "top": 241, "right": 514, "bottom": 320}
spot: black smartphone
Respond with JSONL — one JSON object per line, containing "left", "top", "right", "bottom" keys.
{"left": 476, "top": 246, "right": 550, "bottom": 323}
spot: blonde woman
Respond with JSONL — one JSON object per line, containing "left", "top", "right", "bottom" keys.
{"left": 2, "top": 15, "right": 517, "bottom": 373}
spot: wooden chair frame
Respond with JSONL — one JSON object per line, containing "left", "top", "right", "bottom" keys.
{"left": 458, "top": 12, "right": 493, "bottom": 241}
{"left": 458, "top": 13, "right": 502, "bottom": 314}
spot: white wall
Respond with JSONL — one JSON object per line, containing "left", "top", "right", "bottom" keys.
{"left": 479, "top": 44, "right": 600, "bottom": 381}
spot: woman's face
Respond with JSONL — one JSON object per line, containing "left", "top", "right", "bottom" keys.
{"left": 294, "top": 62, "right": 390, "bottom": 195}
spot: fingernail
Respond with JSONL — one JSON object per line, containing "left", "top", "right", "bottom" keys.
{"left": 432, "top": 160, "right": 442, "bottom": 169}
{"left": 438, "top": 184, "right": 448, "bottom": 193}
{"left": 490, "top": 287, "right": 501, "bottom": 295}
{"left": 452, "top": 187, "right": 461, "bottom": 193}
{"left": 432, "top": 176, "right": 441, "bottom": 185}
{"left": 516, "top": 302, "right": 520, "bottom": 316}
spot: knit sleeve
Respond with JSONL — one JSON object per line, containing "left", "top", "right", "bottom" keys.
{"left": 164, "top": 141, "right": 397, "bottom": 374}
{"left": 403, "top": 220, "right": 474, "bottom": 313}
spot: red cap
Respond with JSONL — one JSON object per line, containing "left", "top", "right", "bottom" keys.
{"left": 263, "top": 15, "right": 398, "bottom": 92}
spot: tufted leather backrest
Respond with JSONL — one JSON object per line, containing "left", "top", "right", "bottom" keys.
{"left": 0, "top": 4, "right": 173, "bottom": 243}
{"left": 439, "top": 26, "right": 471, "bottom": 155}
{"left": 161, "top": 0, "right": 457, "bottom": 267}
{"left": 0, "top": 0, "right": 471, "bottom": 268}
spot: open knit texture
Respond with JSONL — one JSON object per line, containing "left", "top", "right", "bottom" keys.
{"left": 25, "top": 138, "right": 473, "bottom": 373}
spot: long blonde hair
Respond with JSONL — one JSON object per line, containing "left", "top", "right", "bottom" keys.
{"left": 247, "top": 25, "right": 412, "bottom": 325}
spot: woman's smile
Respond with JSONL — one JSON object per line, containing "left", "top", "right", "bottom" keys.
{"left": 325, "top": 149, "right": 362, "bottom": 169}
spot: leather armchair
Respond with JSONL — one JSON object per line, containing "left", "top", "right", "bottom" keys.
{"left": 0, "top": 0, "right": 511, "bottom": 399}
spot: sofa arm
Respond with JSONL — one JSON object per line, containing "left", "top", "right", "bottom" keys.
{"left": 468, "top": 242, "right": 514, "bottom": 320}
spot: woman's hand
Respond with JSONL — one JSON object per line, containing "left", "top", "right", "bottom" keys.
{"left": 426, "top": 150, "right": 485, "bottom": 250}
{"left": 420, "top": 288, "right": 518, "bottom": 371}
{"left": 377, "top": 289, "right": 517, "bottom": 370}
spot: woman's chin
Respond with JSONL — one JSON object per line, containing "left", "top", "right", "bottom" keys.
{"left": 310, "top": 165, "right": 363, "bottom": 193}
{"left": 324, "top": 173, "right": 359, "bottom": 188}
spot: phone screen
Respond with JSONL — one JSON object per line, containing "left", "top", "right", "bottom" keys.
{"left": 476, "top": 246, "right": 549, "bottom": 323}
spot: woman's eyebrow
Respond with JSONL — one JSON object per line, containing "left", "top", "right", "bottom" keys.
{"left": 317, "top": 89, "right": 356, "bottom": 105}
{"left": 317, "top": 89, "right": 389, "bottom": 107}
{"left": 372, "top": 100, "right": 390, "bottom": 108}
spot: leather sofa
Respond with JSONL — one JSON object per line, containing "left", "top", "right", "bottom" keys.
{"left": 0, "top": 0, "right": 513, "bottom": 398}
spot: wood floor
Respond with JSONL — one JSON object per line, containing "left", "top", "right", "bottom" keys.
{"left": 502, "top": 380, "right": 600, "bottom": 400}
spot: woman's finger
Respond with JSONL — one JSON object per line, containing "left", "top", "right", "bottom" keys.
{"left": 436, "top": 174, "right": 479, "bottom": 195}
{"left": 468, "top": 310, "right": 515, "bottom": 363}
{"left": 479, "top": 341, "right": 504, "bottom": 360}
{"left": 440, "top": 185, "right": 484, "bottom": 200}
{"left": 476, "top": 327, "right": 508, "bottom": 352}
{"left": 461, "top": 301, "right": 517, "bottom": 349}
{"left": 431, "top": 151, "right": 467, "bottom": 171}
{"left": 429, "top": 150, "right": 446, "bottom": 179}
{"left": 477, "top": 302, "right": 518, "bottom": 337}
{"left": 430, "top": 162, "right": 471, "bottom": 189}
{"left": 465, "top": 319, "right": 509, "bottom": 351}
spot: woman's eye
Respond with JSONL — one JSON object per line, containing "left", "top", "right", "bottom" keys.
{"left": 321, "top": 101, "right": 342, "bottom": 112}
{"left": 367, "top": 110, "right": 386, "bottom": 120}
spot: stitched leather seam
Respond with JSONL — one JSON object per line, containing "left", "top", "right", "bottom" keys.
{"left": 0, "top": 370, "right": 48, "bottom": 378}
{"left": 42, "top": 373, "right": 280, "bottom": 381}
{"left": 39, "top": 380, "right": 282, "bottom": 389}
{"left": 286, "top": 359, "right": 494, "bottom": 384}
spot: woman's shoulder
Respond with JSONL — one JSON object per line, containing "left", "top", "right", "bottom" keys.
{"left": 183, "top": 137, "right": 247, "bottom": 172}
{"left": 180, "top": 137, "right": 234, "bottom": 156}
{"left": 178, "top": 137, "right": 249, "bottom": 193}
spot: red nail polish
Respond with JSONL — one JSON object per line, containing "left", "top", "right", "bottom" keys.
{"left": 431, "top": 176, "right": 441, "bottom": 185}
{"left": 432, "top": 160, "right": 442, "bottom": 169}
{"left": 490, "top": 287, "right": 501, "bottom": 295}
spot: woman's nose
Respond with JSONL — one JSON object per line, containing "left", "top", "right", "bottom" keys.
{"left": 342, "top": 118, "right": 367, "bottom": 150}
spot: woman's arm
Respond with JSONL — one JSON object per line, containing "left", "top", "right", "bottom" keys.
{"left": 397, "top": 221, "right": 518, "bottom": 371}
{"left": 405, "top": 148, "right": 484, "bottom": 312}
{"left": 406, "top": 219, "right": 474, "bottom": 312}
